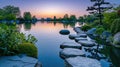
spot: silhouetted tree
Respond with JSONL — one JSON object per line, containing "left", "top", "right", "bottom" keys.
{"left": 3, "top": 5, "right": 21, "bottom": 18}
{"left": 69, "top": 15, "right": 76, "bottom": 21}
{"left": 63, "top": 14, "right": 69, "bottom": 21}
{"left": 23, "top": 12, "right": 32, "bottom": 21}
{"left": 32, "top": 16, "right": 37, "bottom": 22}
{"left": 87, "top": 0, "right": 112, "bottom": 25}
{"left": 54, "top": 16, "right": 56, "bottom": 21}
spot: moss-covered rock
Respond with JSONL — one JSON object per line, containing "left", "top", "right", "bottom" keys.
{"left": 18, "top": 43, "right": 37, "bottom": 58}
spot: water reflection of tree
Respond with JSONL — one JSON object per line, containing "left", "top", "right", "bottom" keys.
{"left": 110, "top": 47, "right": 120, "bottom": 67}
{"left": 23, "top": 23, "right": 32, "bottom": 31}
{"left": 53, "top": 21, "right": 57, "bottom": 26}
{"left": 62, "top": 22, "right": 76, "bottom": 29}
{"left": 100, "top": 46, "right": 120, "bottom": 67}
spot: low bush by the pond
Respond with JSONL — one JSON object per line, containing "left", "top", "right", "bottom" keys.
{"left": 0, "top": 23, "right": 37, "bottom": 57}
{"left": 81, "top": 24, "right": 92, "bottom": 31}
{"left": 18, "top": 43, "right": 37, "bottom": 58}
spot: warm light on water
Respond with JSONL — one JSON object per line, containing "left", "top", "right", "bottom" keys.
{"left": 20, "top": 21, "right": 77, "bottom": 67}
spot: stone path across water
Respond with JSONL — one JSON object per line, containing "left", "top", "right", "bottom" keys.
{"left": 59, "top": 27, "right": 101, "bottom": 67}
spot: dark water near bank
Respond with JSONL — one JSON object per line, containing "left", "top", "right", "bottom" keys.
{"left": 19, "top": 21, "right": 120, "bottom": 67}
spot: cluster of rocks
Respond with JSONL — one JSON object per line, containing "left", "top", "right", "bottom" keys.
{"left": 86, "top": 27, "right": 120, "bottom": 48}
{"left": 59, "top": 27, "right": 102, "bottom": 67}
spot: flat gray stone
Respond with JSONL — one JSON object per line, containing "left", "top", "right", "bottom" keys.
{"left": 75, "top": 37, "right": 88, "bottom": 42}
{"left": 78, "top": 34, "right": 87, "bottom": 38}
{"left": 0, "top": 55, "right": 38, "bottom": 67}
{"left": 69, "top": 34, "right": 87, "bottom": 39}
{"left": 69, "top": 34, "right": 80, "bottom": 39}
{"left": 60, "top": 42, "right": 82, "bottom": 49}
{"left": 78, "top": 40, "right": 95, "bottom": 47}
{"left": 60, "top": 48, "right": 85, "bottom": 59}
{"left": 74, "top": 27, "right": 84, "bottom": 34}
{"left": 65, "top": 56, "right": 101, "bottom": 67}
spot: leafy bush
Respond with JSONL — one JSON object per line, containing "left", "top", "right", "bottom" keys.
{"left": 4, "top": 14, "right": 16, "bottom": 20}
{"left": 111, "top": 18, "right": 120, "bottom": 34}
{"left": 0, "top": 24, "right": 37, "bottom": 56}
{"left": 18, "top": 43, "right": 37, "bottom": 58}
{"left": 95, "top": 27, "right": 105, "bottom": 35}
{"left": 81, "top": 24, "right": 92, "bottom": 31}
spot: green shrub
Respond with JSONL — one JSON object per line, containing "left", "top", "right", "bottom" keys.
{"left": 95, "top": 27, "right": 105, "bottom": 35}
{"left": 111, "top": 18, "right": 120, "bottom": 34}
{"left": 18, "top": 43, "right": 37, "bottom": 58}
{"left": 0, "top": 24, "right": 37, "bottom": 56}
{"left": 81, "top": 24, "right": 92, "bottom": 31}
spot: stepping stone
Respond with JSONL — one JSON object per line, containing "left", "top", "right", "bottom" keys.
{"left": 74, "top": 27, "right": 84, "bottom": 34}
{"left": 60, "top": 42, "right": 82, "bottom": 49}
{"left": 60, "top": 48, "right": 85, "bottom": 59}
{"left": 78, "top": 34, "right": 87, "bottom": 38}
{"left": 69, "top": 34, "right": 87, "bottom": 39}
{"left": 69, "top": 34, "right": 80, "bottom": 39}
{"left": 78, "top": 40, "right": 95, "bottom": 47}
{"left": 65, "top": 56, "right": 101, "bottom": 67}
{"left": 75, "top": 37, "right": 88, "bottom": 42}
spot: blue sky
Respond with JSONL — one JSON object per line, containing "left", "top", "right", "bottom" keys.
{"left": 0, "top": 0, "right": 120, "bottom": 18}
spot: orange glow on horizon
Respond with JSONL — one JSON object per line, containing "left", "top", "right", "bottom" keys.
{"left": 28, "top": 5, "right": 89, "bottom": 19}
{"left": 31, "top": 12, "right": 88, "bottom": 19}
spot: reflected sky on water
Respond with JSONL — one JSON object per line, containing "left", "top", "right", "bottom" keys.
{"left": 19, "top": 21, "right": 120, "bottom": 67}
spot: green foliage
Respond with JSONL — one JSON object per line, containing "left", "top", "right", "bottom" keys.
{"left": 69, "top": 15, "right": 76, "bottom": 21}
{"left": 24, "top": 12, "right": 32, "bottom": 20}
{"left": 18, "top": 43, "right": 37, "bottom": 58}
{"left": 0, "top": 5, "right": 20, "bottom": 20}
{"left": 78, "top": 16, "right": 84, "bottom": 22}
{"left": 4, "top": 14, "right": 16, "bottom": 20}
{"left": 95, "top": 27, "right": 105, "bottom": 35}
{"left": 90, "top": 20, "right": 100, "bottom": 27}
{"left": 81, "top": 24, "right": 92, "bottom": 31}
{"left": 0, "top": 24, "right": 37, "bottom": 56}
{"left": 26, "top": 34, "right": 37, "bottom": 44}
{"left": 111, "top": 18, "right": 120, "bottom": 34}
{"left": 0, "top": 16, "right": 4, "bottom": 20}
{"left": 3, "top": 5, "right": 20, "bottom": 17}
{"left": 63, "top": 14, "right": 69, "bottom": 21}
{"left": 103, "top": 12, "right": 118, "bottom": 26}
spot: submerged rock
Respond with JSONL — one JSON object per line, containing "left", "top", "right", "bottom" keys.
{"left": 59, "top": 29, "right": 70, "bottom": 35}
{"left": 65, "top": 56, "right": 101, "bottom": 67}
{"left": 60, "top": 48, "right": 85, "bottom": 59}
{"left": 60, "top": 42, "right": 82, "bottom": 49}
{"left": 78, "top": 40, "right": 95, "bottom": 47}
{"left": 113, "top": 32, "right": 120, "bottom": 48}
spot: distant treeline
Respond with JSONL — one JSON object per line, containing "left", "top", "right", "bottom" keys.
{"left": 0, "top": 5, "right": 88, "bottom": 23}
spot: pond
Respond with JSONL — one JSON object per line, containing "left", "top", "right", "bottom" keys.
{"left": 19, "top": 21, "right": 120, "bottom": 67}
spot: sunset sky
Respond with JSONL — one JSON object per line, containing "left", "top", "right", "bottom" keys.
{"left": 0, "top": 0, "right": 120, "bottom": 18}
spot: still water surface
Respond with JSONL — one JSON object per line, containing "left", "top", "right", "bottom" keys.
{"left": 19, "top": 21, "right": 120, "bottom": 67}
{"left": 19, "top": 21, "right": 78, "bottom": 67}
